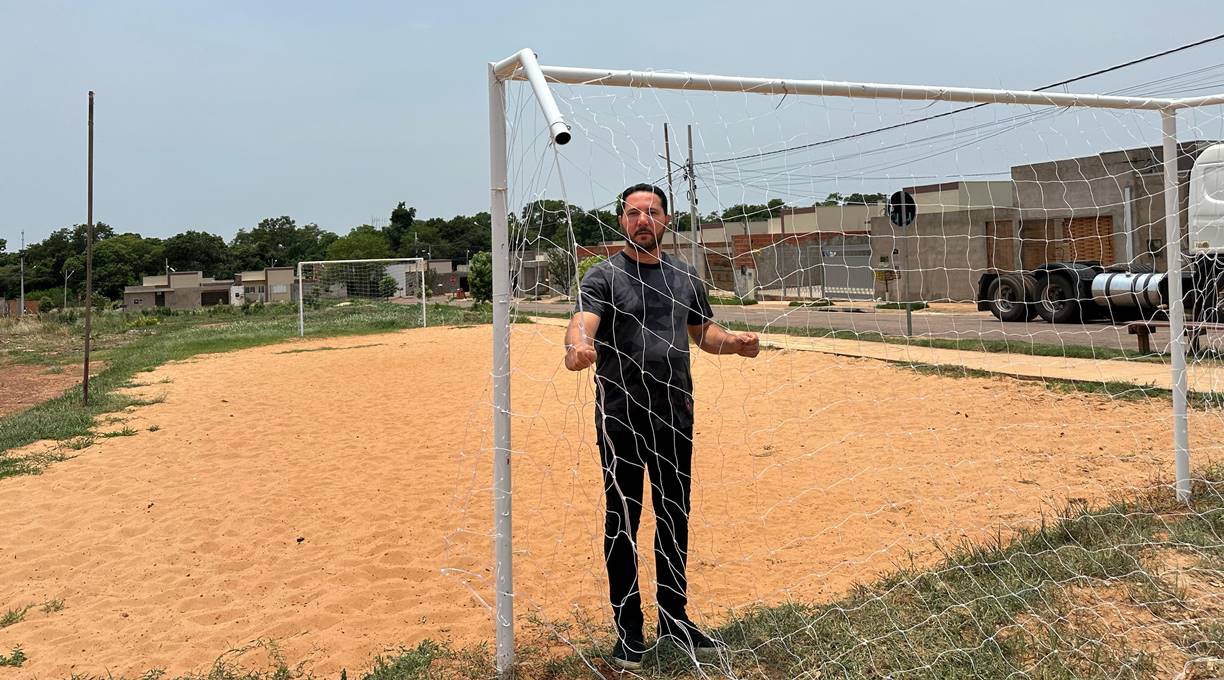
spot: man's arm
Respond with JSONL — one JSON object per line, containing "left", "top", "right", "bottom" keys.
{"left": 565, "top": 311, "right": 601, "bottom": 370}
{"left": 688, "top": 321, "right": 760, "bottom": 357}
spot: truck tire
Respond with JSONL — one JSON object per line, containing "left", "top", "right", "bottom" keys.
{"left": 986, "top": 275, "right": 1029, "bottom": 322}
{"left": 1037, "top": 274, "right": 1082, "bottom": 324}
{"left": 1021, "top": 273, "right": 1041, "bottom": 320}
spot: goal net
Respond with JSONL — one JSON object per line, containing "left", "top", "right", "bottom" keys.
{"left": 458, "top": 50, "right": 1224, "bottom": 678}
{"left": 296, "top": 257, "right": 427, "bottom": 336}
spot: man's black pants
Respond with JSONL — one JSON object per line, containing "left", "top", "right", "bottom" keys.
{"left": 597, "top": 422, "right": 692, "bottom": 642}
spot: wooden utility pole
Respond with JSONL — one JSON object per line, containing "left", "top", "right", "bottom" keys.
{"left": 83, "top": 91, "right": 94, "bottom": 405}
{"left": 664, "top": 123, "right": 678, "bottom": 258}
{"left": 686, "top": 125, "right": 704, "bottom": 281}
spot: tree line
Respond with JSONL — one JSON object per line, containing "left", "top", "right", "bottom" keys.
{"left": 0, "top": 192, "right": 880, "bottom": 306}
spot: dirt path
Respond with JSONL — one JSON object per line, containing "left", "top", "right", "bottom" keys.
{"left": 0, "top": 324, "right": 1202, "bottom": 677}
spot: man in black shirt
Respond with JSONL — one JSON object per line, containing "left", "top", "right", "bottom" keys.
{"left": 565, "top": 183, "right": 760, "bottom": 669}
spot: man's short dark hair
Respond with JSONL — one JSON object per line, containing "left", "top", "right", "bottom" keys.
{"left": 617, "top": 184, "right": 668, "bottom": 216}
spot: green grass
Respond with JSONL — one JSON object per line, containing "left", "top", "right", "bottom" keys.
{"left": 788, "top": 298, "right": 833, "bottom": 307}
{"left": 899, "top": 361, "right": 1224, "bottom": 406}
{"left": 708, "top": 295, "right": 758, "bottom": 305}
{"left": 0, "top": 303, "right": 493, "bottom": 475}
{"left": 74, "top": 466, "right": 1224, "bottom": 678}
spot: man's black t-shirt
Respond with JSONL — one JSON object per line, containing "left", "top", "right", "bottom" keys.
{"left": 576, "top": 251, "right": 713, "bottom": 432}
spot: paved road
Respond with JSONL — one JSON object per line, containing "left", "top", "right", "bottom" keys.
{"left": 510, "top": 301, "right": 1165, "bottom": 354}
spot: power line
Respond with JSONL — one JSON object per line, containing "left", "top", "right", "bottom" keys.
{"left": 696, "top": 31, "right": 1224, "bottom": 168}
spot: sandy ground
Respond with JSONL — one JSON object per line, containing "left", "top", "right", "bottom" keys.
{"left": 0, "top": 324, "right": 1213, "bottom": 677}
{"left": 0, "top": 365, "right": 86, "bottom": 419}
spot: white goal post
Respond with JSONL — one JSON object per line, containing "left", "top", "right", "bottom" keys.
{"left": 486, "top": 47, "right": 1224, "bottom": 675}
{"left": 296, "top": 257, "right": 427, "bottom": 336}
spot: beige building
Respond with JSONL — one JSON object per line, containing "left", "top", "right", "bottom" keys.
{"left": 123, "top": 271, "right": 234, "bottom": 311}
{"left": 235, "top": 267, "right": 295, "bottom": 304}
{"left": 124, "top": 267, "right": 297, "bottom": 310}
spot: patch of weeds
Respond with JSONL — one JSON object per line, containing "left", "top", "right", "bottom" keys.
{"left": 43, "top": 365, "right": 65, "bottom": 375}
{"left": 148, "top": 425, "right": 161, "bottom": 433}
{"left": 0, "top": 646, "right": 25, "bottom": 667}
{"left": 41, "top": 598, "right": 64, "bottom": 614}
{"left": 100, "top": 426, "right": 138, "bottom": 438}
{"left": 63, "top": 435, "right": 95, "bottom": 450}
{"left": 0, "top": 605, "right": 31, "bottom": 628}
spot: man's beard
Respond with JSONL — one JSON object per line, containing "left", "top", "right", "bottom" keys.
{"left": 625, "top": 230, "right": 659, "bottom": 254}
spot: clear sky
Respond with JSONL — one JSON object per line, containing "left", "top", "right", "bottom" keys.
{"left": 3, "top": 0, "right": 1224, "bottom": 247}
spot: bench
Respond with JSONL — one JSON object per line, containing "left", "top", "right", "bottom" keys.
{"left": 1127, "top": 321, "right": 1218, "bottom": 354}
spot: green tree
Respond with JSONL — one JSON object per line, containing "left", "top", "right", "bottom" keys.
{"left": 385, "top": 202, "right": 417, "bottom": 254}
{"left": 89, "top": 233, "right": 164, "bottom": 299}
{"left": 546, "top": 248, "right": 574, "bottom": 295}
{"left": 378, "top": 275, "right": 398, "bottom": 298}
{"left": 164, "top": 230, "right": 230, "bottom": 276}
{"left": 521, "top": 200, "right": 615, "bottom": 248}
{"left": 326, "top": 225, "right": 392, "bottom": 260}
{"left": 469, "top": 251, "right": 493, "bottom": 303}
{"left": 720, "top": 199, "right": 785, "bottom": 222}
{"left": 230, "top": 216, "right": 338, "bottom": 271}
{"left": 577, "top": 255, "right": 606, "bottom": 284}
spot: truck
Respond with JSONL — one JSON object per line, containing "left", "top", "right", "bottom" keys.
{"left": 977, "top": 143, "right": 1224, "bottom": 325}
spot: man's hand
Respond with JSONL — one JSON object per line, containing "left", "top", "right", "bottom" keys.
{"left": 734, "top": 332, "right": 760, "bottom": 358}
{"left": 565, "top": 341, "right": 598, "bottom": 371}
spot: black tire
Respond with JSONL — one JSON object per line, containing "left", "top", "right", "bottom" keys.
{"left": 1037, "top": 274, "right": 1082, "bottom": 324}
{"left": 1022, "top": 273, "right": 1041, "bottom": 320}
{"left": 986, "top": 275, "right": 1029, "bottom": 322}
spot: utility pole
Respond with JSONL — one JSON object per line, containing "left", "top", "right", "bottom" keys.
{"left": 686, "top": 125, "right": 704, "bottom": 281}
{"left": 83, "top": 91, "right": 95, "bottom": 406}
{"left": 664, "top": 123, "right": 678, "bottom": 258}
{"left": 18, "top": 231, "right": 24, "bottom": 316}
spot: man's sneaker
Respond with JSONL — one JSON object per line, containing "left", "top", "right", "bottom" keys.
{"left": 657, "top": 618, "right": 725, "bottom": 659}
{"left": 611, "top": 638, "right": 644, "bottom": 671}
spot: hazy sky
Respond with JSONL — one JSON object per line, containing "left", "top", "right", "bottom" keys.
{"left": 4, "top": 0, "right": 1224, "bottom": 248}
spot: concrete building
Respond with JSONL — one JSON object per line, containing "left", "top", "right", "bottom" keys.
{"left": 870, "top": 181, "right": 1017, "bottom": 301}
{"left": 1010, "top": 141, "right": 1215, "bottom": 271}
{"left": 123, "top": 271, "right": 234, "bottom": 311}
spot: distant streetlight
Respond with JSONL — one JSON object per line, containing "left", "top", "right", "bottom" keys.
{"left": 64, "top": 268, "right": 76, "bottom": 310}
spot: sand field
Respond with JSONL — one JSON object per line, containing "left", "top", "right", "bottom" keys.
{"left": 0, "top": 323, "right": 1208, "bottom": 676}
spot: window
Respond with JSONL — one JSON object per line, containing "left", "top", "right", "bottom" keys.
{"left": 272, "top": 284, "right": 288, "bottom": 294}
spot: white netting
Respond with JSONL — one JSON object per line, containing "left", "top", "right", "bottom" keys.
{"left": 297, "top": 258, "right": 427, "bottom": 335}
{"left": 453, "top": 60, "right": 1224, "bottom": 678}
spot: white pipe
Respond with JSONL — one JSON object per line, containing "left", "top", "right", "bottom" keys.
{"left": 514, "top": 49, "right": 571, "bottom": 145}
{"left": 297, "top": 261, "right": 304, "bottom": 337}
{"left": 488, "top": 63, "right": 515, "bottom": 676}
{"left": 1124, "top": 186, "right": 1134, "bottom": 266}
{"left": 513, "top": 64, "right": 1174, "bottom": 111}
{"left": 1170, "top": 93, "right": 1224, "bottom": 110}
{"left": 297, "top": 257, "right": 425, "bottom": 266}
{"left": 1162, "top": 110, "right": 1191, "bottom": 503}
